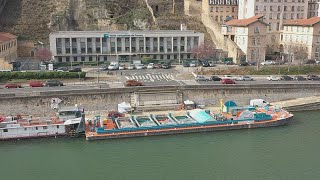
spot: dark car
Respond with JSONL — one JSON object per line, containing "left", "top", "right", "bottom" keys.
{"left": 125, "top": 80, "right": 143, "bottom": 86}
{"left": 29, "top": 81, "right": 44, "bottom": 87}
{"left": 305, "top": 60, "right": 316, "bottom": 64}
{"left": 307, "top": 75, "right": 320, "bottom": 80}
{"left": 210, "top": 76, "right": 221, "bottom": 81}
{"left": 239, "top": 62, "right": 249, "bottom": 66}
{"left": 221, "top": 78, "right": 236, "bottom": 84}
{"left": 280, "top": 75, "right": 293, "bottom": 81}
{"left": 294, "top": 76, "right": 306, "bottom": 81}
{"left": 4, "top": 83, "right": 22, "bottom": 89}
{"left": 69, "top": 67, "right": 82, "bottom": 72}
{"left": 201, "top": 61, "right": 209, "bottom": 67}
{"left": 56, "top": 67, "right": 69, "bottom": 72}
{"left": 162, "top": 63, "right": 171, "bottom": 69}
{"left": 182, "top": 61, "right": 190, "bottom": 67}
{"left": 44, "top": 80, "right": 64, "bottom": 87}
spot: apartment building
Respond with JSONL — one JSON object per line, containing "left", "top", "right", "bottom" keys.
{"left": 205, "top": 0, "right": 239, "bottom": 24}
{"left": 280, "top": 17, "right": 320, "bottom": 60}
{"left": 0, "top": 32, "right": 17, "bottom": 70}
{"left": 308, "top": 0, "right": 320, "bottom": 18}
{"left": 239, "top": 0, "right": 308, "bottom": 45}
{"left": 49, "top": 31, "right": 204, "bottom": 63}
{"left": 222, "top": 15, "right": 268, "bottom": 63}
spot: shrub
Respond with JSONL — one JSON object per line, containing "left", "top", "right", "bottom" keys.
{"left": 0, "top": 72, "right": 86, "bottom": 80}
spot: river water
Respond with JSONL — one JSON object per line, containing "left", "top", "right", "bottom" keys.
{"left": 0, "top": 111, "right": 320, "bottom": 180}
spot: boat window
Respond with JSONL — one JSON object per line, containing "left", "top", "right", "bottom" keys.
{"left": 36, "top": 127, "right": 38, "bottom": 130}
{"left": 24, "top": 128, "right": 27, "bottom": 131}
{"left": 59, "top": 111, "right": 76, "bottom": 116}
{"left": 3, "top": 129, "right": 8, "bottom": 132}
{"left": 57, "top": 125, "right": 59, "bottom": 129}
{"left": 43, "top": 126, "right": 48, "bottom": 130}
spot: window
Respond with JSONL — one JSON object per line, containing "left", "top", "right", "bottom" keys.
{"left": 36, "top": 127, "right": 38, "bottom": 130}
{"left": 43, "top": 126, "right": 48, "bottom": 130}
{"left": 3, "top": 129, "right": 8, "bottom": 132}
{"left": 57, "top": 125, "right": 60, "bottom": 129}
{"left": 24, "top": 128, "right": 27, "bottom": 131}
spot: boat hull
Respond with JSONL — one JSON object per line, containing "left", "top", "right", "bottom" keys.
{"left": 86, "top": 115, "right": 293, "bottom": 141}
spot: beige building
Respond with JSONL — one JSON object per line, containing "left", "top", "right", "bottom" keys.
{"left": 0, "top": 32, "right": 17, "bottom": 70}
{"left": 280, "top": 17, "right": 320, "bottom": 61}
{"left": 205, "top": 0, "right": 238, "bottom": 24}
{"left": 308, "top": 0, "right": 320, "bottom": 18}
{"left": 222, "top": 15, "right": 268, "bottom": 63}
{"left": 239, "top": 0, "right": 308, "bottom": 47}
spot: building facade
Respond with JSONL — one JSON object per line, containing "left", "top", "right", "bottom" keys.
{"left": 49, "top": 31, "right": 204, "bottom": 63}
{"left": 238, "top": 0, "right": 308, "bottom": 45}
{"left": 0, "top": 32, "right": 17, "bottom": 70}
{"left": 206, "top": 0, "right": 239, "bottom": 24}
{"left": 222, "top": 15, "right": 268, "bottom": 63}
{"left": 308, "top": 0, "right": 320, "bottom": 18}
{"left": 280, "top": 17, "right": 320, "bottom": 61}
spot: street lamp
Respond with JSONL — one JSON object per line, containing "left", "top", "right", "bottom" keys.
{"left": 96, "top": 55, "right": 99, "bottom": 83}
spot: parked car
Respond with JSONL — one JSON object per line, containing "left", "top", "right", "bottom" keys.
{"left": 29, "top": 81, "right": 44, "bottom": 87}
{"left": 44, "top": 80, "right": 64, "bottom": 87}
{"left": 101, "top": 65, "right": 109, "bottom": 71}
{"left": 135, "top": 64, "right": 145, "bottom": 69}
{"left": 221, "top": 78, "right": 236, "bottom": 84}
{"left": 210, "top": 76, "right": 221, "bottom": 81}
{"left": 118, "top": 64, "right": 125, "bottom": 70}
{"left": 147, "top": 63, "right": 154, "bottom": 69}
{"left": 201, "top": 61, "right": 209, "bottom": 67}
{"left": 107, "top": 111, "right": 125, "bottom": 118}
{"left": 128, "top": 64, "right": 135, "bottom": 70}
{"left": 182, "top": 61, "right": 190, "bottom": 67}
{"left": 108, "top": 63, "right": 119, "bottom": 70}
{"left": 222, "top": 75, "right": 235, "bottom": 79}
{"left": 154, "top": 63, "right": 162, "bottom": 69}
{"left": 4, "top": 83, "right": 22, "bottom": 89}
{"left": 261, "top": 60, "right": 276, "bottom": 66}
{"left": 125, "top": 80, "right": 143, "bottom": 86}
{"left": 280, "top": 75, "right": 293, "bottom": 81}
{"left": 305, "top": 60, "right": 316, "bottom": 64}
{"left": 162, "top": 62, "right": 171, "bottom": 69}
{"left": 209, "top": 61, "right": 216, "bottom": 67}
{"left": 267, "top": 76, "right": 280, "bottom": 81}
{"left": 239, "top": 62, "right": 249, "bottom": 66}
{"left": 225, "top": 61, "right": 234, "bottom": 65}
{"left": 190, "top": 61, "right": 197, "bottom": 67}
{"left": 69, "top": 67, "right": 82, "bottom": 72}
{"left": 195, "top": 76, "right": 210, "bottom": 81}
{"left": 307, "top": 75, "right": 320, "bottom": 80}
{"left": 294, "top": 76, "right": 306, "bottom": 81}
{"left": 236, "top": 75, "right": 254, "bottom": 81}
{"left": 56, "top": 67, "right": 68, "bottom": 72}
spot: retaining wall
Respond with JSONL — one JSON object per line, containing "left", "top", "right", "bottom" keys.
{"left": 0, "top": 84, "right": 319, "bottom": 115}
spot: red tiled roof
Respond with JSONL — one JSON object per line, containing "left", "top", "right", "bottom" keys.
{"left": 225, "top": 15, "right": 265, "bottom": 27}
{"left": 0, "top": 32, "right": 17, "bottom": 43}
{"left": 283, "top": 17, "right": 320, "bottom": 26}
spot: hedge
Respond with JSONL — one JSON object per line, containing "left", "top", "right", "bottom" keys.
{"left": 0, "top": 72, "right": 86, "bottom": 80}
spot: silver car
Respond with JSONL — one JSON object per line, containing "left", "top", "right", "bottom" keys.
{"left": 236, "top": 75, "right": 254, "bottom": 81}
{"left": 195, "top": 76, "right": 210, "bottom": 81}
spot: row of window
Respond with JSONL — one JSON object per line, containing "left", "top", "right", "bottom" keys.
{"left": 209, "top": 6, "right": 236, "bottom": 13}
{"left": 281, "top": 34, "right": 311, "bottom": 44}
{"left": 255, "top": 5, "right": 305, "bottom": 12}
{"left": 256, "top": 0, "right": 305, "bottom": 2}
{"left": 2, "top": 125, "right": 59, "bottom": 133}
{"left": 259, "top": 12, "right": 305, "bottom": 20}
{"left": 309, "top": 3, "right": 319, "bottom": 10}
{"left": 0, "top": 40, "right": 17, "bottom": 53}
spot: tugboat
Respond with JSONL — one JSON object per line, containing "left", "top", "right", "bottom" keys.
{"left": 0, "top": 106, "right": 85, "bottom": 140}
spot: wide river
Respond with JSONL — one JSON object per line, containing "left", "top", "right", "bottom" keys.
{"left": 0, "top": 111, "right": 320, "bottom": 180}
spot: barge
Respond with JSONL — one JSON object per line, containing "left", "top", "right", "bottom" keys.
{"left": 85, "top": 100, "right": 294, "bottom": 141}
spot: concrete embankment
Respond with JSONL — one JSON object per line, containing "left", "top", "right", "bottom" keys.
{"left": 0, "top": 84, "right": 319, "bottom": 115}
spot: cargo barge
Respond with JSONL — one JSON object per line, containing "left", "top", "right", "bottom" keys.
{"left": 85, "top": 100, "right": 294, "bottom": 141}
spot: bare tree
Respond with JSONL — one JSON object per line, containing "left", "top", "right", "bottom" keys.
{"left": 35, "top": 48, "right": 52, "bottom": 62}
{"left": 292, "top": 45, "right": 308, "bottom": 73}
{"left": 191, "top": 43, "right": 215, "bottom": 61}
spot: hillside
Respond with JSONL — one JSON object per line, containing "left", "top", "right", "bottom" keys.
{"left": 0, "top": 0, "right": 212, "bottom": 46}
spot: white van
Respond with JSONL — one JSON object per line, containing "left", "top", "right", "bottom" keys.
{"left": 108, "top": 62, "right": 119, "bottom": 70}
{"left": 250, "top": 99, "right": 269, "bottom": 107}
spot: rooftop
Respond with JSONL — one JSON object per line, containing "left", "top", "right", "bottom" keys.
{"left": 225, "top": 15, "right": 266, "bottom": 27}
{"left": 50, "top": 30, "right": 202, "bottom": 36}
{"left": 0, "top": 32, "right": 16, "bottom": 43}
{"left": 283, "top": 17, "right": 320, "bottom": 26}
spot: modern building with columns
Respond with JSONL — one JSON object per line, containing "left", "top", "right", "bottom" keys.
{"left": 49, "top": 31, "right": 204, "bottom": 63}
